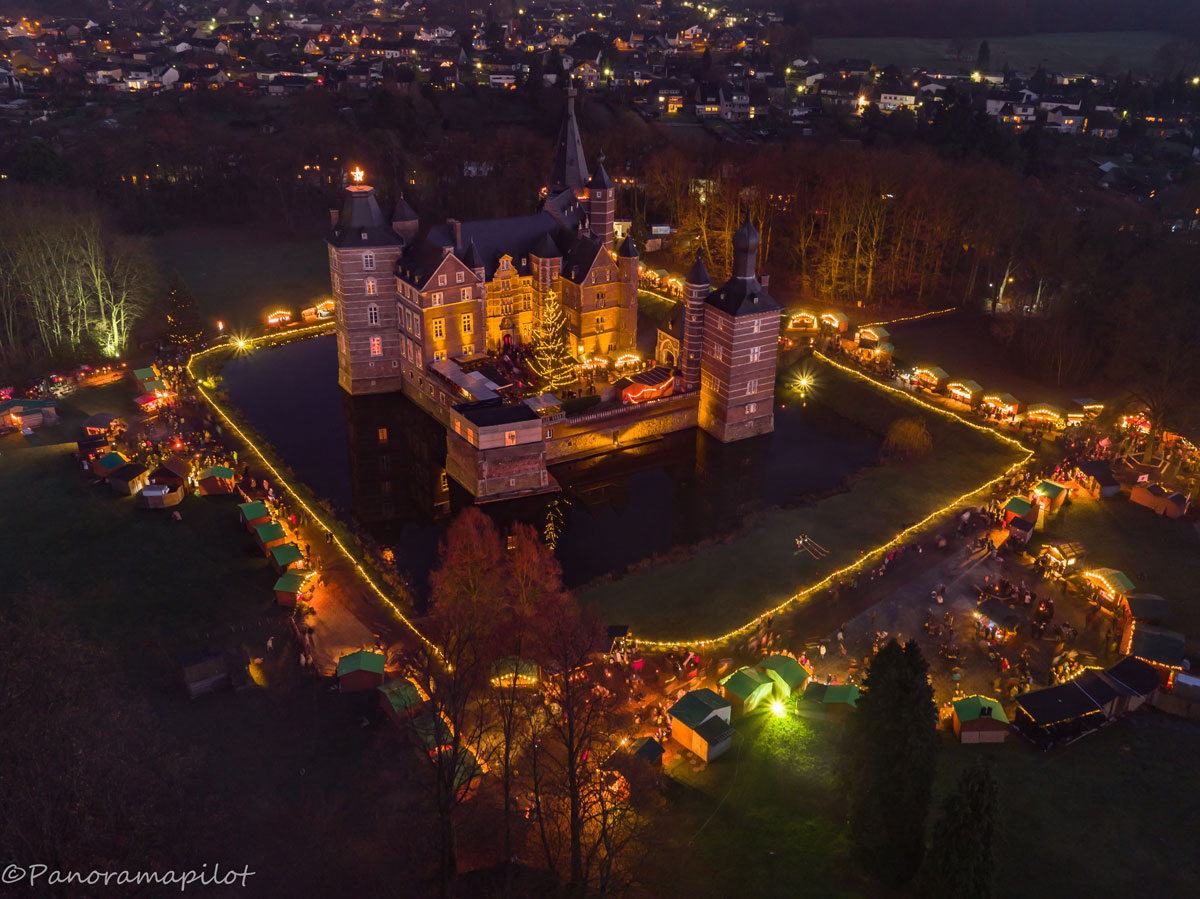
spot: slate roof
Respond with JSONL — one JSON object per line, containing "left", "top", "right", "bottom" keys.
{"left": 686, "top": 252, "right": 710, "bottom": 285}
{"left": 548, "top": 89, "right": 587, "bottom": 193}
{"left": 705, "top": 276, "right": 782, "bottom": 317}
{"left": 562, "top": 236, "right": 605, "bottom": 285}
{"left": 328, "top": 185, "right": 402, "bottom": 249}
{"left": 587, "top": 160, "right": 615, "bottom": 190}
{"left": 454, "top": 398, "right": 540, "bottom": 428}
{"left": 617, "top": 233, "right": 639, "bottom": 258}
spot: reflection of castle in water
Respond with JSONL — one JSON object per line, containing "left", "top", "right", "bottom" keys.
{"left": 341, "top": 386, "right": 790, "bottom": 587}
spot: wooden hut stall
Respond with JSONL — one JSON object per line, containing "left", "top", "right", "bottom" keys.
{"left": 1073, "top": 670, "right": 1120, "bottom": 720}
{"left": 197, "top": 465, "right": 236, "bottom": 495}
{"left": 667, "top": 688, "right": 734, "bottom": 762}
{"left": 1099, "top": 656, "right": 1159, "bottom": 714}
{"left": 1082, "top": 568, "right": 1135, "bottom": 613}
{"left": 1130, "top": 483, "right": 1189, "bottom": 518}
{"left": 981, "top": 392, "right": 1020, "bottom": 420}
{"left": 270, "top": 542, "right": 305, "bottom": 573}
{"left": 1025, "top": 404, "right": 1065, "bottom": 430}
{"left": 132, "top": 366, "right": 159, "bottom": 390}
{"left": 914, "top": 366, "right": 949, "bottom": 392}
{"left": 490, "top": 657, "right": 541, "bottom": 689}
{"left": 1127, "top": 624, "right": 1186, "bottom": 685}
{"left": 1038, "top": 541, "right": 1086, "bottom": 578}
{"left": 1117, "top": 594, "right": 1172, "bottom": 655}
{"left": 138, "top": 483, "right": 185, "bottom": 509}
{"left": 149, "top": 456, "right": 191, "bottom": 488}
{"left": 82, "top": 412, "right": 121, "bottom": 436}
{"left": 378, "top": 678, "right": 428, "bottom": 725}
{"left": 788, "top": 310, "right": 818, "bottom": 331}
{"left": 77, "top": 434, "right": 110, "bottom": 459}
{"left": 1002, "top": 496, "right": 1036, "bottom": 527}
{"left": 134, "top": 393, "right": 162, "bottom": 413}
{"left": 273, "top": 569, "right": 313, "bottom": 606}
{"left": 254, "top": 521, "right": 289, "bottom": 554}
{"left": 238, "top": 500, "right": 271, "bottom": 530}
{"left": 947, "top": 379, "right": 983, "bottom": 407}
{"left": 1033, "top": 480, "right": 1070, "bottom": 514}
{"left": 1013, "top": 682, "right": 1105, "bottom": 748}
{"left": 719, "top": 666, "right": 775, "bottom": 715}
{"left": 1071, "top": 398, "right": 1104, "bottom": 420}
{"left": 871, "top": 341, "right": 894, "bottom": 366}
{"left": 757, "top": 654, "right": 811, "bottom": 700}
{"left": 109, "top": 462, "right": 150, "bottom": 496}
{"left": 819, "top": 311, "right": 849, "bottom": 333}
{"left": 1075, "top": 460, "right": 1120, "bottom": 499}
{"left": 951, "top": 695, "right": 1009, "bottom": 743}
{"left": 336, "top": 650, "right": 386, "bottom": 692}
{"left": 855, "top": 325, "right": 891, "bottom": 348}
{"left": 91, "top": 451, "right": 128, "bottom": 479}
{"left": 820, "top": 683, "right": 860, "bottom": 721}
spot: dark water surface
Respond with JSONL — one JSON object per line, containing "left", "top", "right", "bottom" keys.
{"left": 221, "top": 336, "right": 879, "bottom": 592}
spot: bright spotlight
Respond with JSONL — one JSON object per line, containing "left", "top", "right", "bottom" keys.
{"left": 771, "top": 700, "right": 786, "bottom": 717}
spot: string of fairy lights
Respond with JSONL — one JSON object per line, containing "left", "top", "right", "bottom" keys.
{"left": 186, "top": 326, "right": 444, "bottom": 660}
{"left": 860, "top": 307, "right": 957, "bottom": 329}
{"left": 187, "top": 327, "right": 1033, "bottom": 659}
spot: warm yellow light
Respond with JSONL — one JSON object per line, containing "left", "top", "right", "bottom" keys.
{"left": 350, "top": 166, "right": 365, "bottom": 183}
{"left": 771, "top": 701, "right": 785, "bottom": 717}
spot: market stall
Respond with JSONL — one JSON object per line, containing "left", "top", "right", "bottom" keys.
{"left": 788, "top": 310, "right": 818, "bottom": 330}
{"left": 914, "top": 366, "right": 949, "bottom": 392}
{"left": 197, "top": 465, "right": 236, "bottom": 495}
{"left": 1013, "top": 682, "right": 1105, "bottom": 748}
{"left": 819, "top": 311, "right": 848, "bottom": 333}
{"left": 946, "top": 379, "right": 983, "bottom": 406}
{"left": 336, "top": 649, "right": 386, "bottom": 692}
{"left": 756, "top": 654, "right": 811, "bottom": 699}
{"left": 719, "top": 666, "right": 775, "bottom": 715}
{"left": 238, "top": 501, "right": 271, "bottom": 530}
{"left": 1082, "top": 568, "right": 1135, "bottom": 612}
{"left": 1033, "top": 480, "right": 1070, "bottom": 514}
{"left": 975, "top": 598, "right": 1022, "bottom": 641}
{"left": 1025, "top": 404, "right": 1065, "bottom": 430}
{"left": 951, "top": 695, "right": 1009, "bottom": 743}
{"left": 981, "top": 393, "right": 1020, "bottom": 419}
{"left": 1130, "top": 483, "right": 1189, "bottom": 518}
{"left": 273, "top": 569, "right": 313, "bottom": 606}
{"left": 1075, "top": 460, "right": 1119, "bottom": 499}
{"left": 254, "top": 521, "right": 289, "bottom": 555}
{"left": 1038, "top": 540, "right": 1086, "bottom": 577}
{"left": 109, "top": 463, "right": 150, "bottom": 496}
{"left": 269, "top": 542, "right": 305, "bottom": 573}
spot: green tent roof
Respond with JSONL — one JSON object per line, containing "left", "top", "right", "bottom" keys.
{"left": 336, "top": 649, "right": 385, "bottom": 678}
{"left": 1004, "top": 496, "right": 1034, "bottom": 518}
{"left": 412, "top": 715, "right": 452, "bottom": 752}
{"left": 274, "top": 570, "right": 309, "bottom": 594}
{"left": 719, "top": 666, "right": 772, "bottom": 701}
{"left": 238, "top": 500, "right": 269, "bottom": 521}
{"left": 378, "top": 679, "right": 424, "bottom": 714}
{"left": 133, "top": 367, "right": 157, "bottom": 380}
{"left": 97, "top": 451, "right": 128, "bottom": 470}
{"left": 822, "top": 684, "right": 860, "bottom": 707}
{"left": 757, "top": 655, "right": 810, "bottom": 692}
{"left": 254, "top": 521, "right": 286, "bottom": 544}
{"left": 1034, "top": 480, "right": 1066, "bottom": 500}
{"left": 952, "top": 695, "right": 1009, "bottom": 724}
{"left": 1088, "top": 568, "right": 1135, "bottom": 594}
{"left": 199, "top": 465, "right": 235, "bottom": 480}
{"left": 669, "top": 688, "right": 730, "bottom": 729}
{"left": 270, "top": 543, "right": 304, "bottom": 567}
{"left": 141, "top": 379, "right": 167, "bottom": 393}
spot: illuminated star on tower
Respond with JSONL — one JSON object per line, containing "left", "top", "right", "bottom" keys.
{"left": 350, "top": 167, "right": 365, "bottom": 183}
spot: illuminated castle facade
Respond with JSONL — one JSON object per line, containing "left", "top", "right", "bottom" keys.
{"left": 328, "top": 89, "right": 780, "bottom": 500}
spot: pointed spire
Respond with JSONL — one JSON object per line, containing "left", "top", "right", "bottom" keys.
{"left": 731, "top": 216, "right": 759, "bottom": 280}
{"left": 461, "top": 238, "right": 483, "bottom": 271}
{"left": 617, "top": 233, "right": 638, "bottom": 258}
{"left": 686, "top": 249, "right": 710, "bottom": 286}
{"left": 548, "top": 87, "right": 588, "bottom": 194}
{"left": 588, "top": 150, "right": 615, "bottom": 190}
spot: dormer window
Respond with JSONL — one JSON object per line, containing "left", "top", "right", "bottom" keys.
{"left": 363, "top": 251, "right": 376, "bottom": 271}
{"left": 360, "top": 230, "right": 368, "bottom": 241}
{"left": 501, "top": 258, "right": 510, "bottom": 271}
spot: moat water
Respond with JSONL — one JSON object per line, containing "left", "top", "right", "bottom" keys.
{"left": 221, "top": 335, "right": 879, "bottom": 596}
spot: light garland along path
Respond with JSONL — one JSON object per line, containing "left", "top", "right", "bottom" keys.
{"left": 632, "top": 352, "right": 1034, "bottom": 652}
{"left": 860, "top": 306, "right": 956, "bottom": 329}
{"left": 186, "top": 325, "right": 444, "bottom": 661}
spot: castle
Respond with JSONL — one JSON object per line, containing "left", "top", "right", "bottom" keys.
{"left": 328, "top": 89, "right": 781, "bottom": 501}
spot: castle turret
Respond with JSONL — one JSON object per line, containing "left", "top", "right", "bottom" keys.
{"left": 329, "top": 175, "right": 404, "bottom": 395}
{"left": 530, "top": 231, "right": 561, "bottom": 296}
{"left": 698, "top": 219, "right": 782, "bottom": 442}
{"left": 547, "top": 88, "right": 588, "bottom": 195}
{"left": 616, "top": 233, "right": 639, "bottom": 349}
{"left": 391, "top": 193, "right": 419, "bottom": 244}
{"left": 586, "top": 152, "right": 615, "bottom": 250}
{"left": 681, "top": 251, "right": 709, "bottom": 392}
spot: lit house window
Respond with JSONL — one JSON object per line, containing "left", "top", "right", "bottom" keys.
{"left": 433, "top": 318, "right": 444, "bottom": 339}
{"left": 367, "top": 303, "right": 379, "bottom": 326}
{"left": 455, "top": 271, "right": 464, "bottom": 284}
{"left": 746, "top": 379, "right": 757, "bottom": 395}
{"left": 505, "top": 430, "right": 517, "bottom": 446}
{"left": 749, "top": 346, "right": 760, "bottom": 362}
{"left": 460, "top": 287, "right": 471, "bottom": 301}
{"left": 431, "top": 292, "right": 443, "bottom": 306}
{"left": 377, "top": 427, "right": 388, "bottom": 443}
{"left": 461, "top": 313, "right": 472, "bottom": 334}
{"left": 363, "top": 251, "right": 375, "bottom": 271}
{"left": 438, "top": 274, "right": 447, "bottom": 286}
{"left": 365, "top": 277, "right": 377, "bottom": 295}
{"left": 370, "top": 336, "right": 382, "bottom": 356}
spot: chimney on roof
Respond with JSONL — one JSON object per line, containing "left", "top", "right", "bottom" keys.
{"left": 448, "top": 217, "right": 462, "bottom": 248}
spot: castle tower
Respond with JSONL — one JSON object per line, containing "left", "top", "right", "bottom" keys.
{"left": 616, "top": 233, "right": 639, "bottom": 348}
{"left": 547, "top": 88, "right": 588, "bottom": 195}
{"left": 698, "top": 218, "right": 782, "bottom": 442}
{"left": 329, "top": 175, "right": 404, "bottom": 395}
{"left": 681, "top": 251, "right": 709, "bottom": 391}
{"left": 585, "top": 153, "right": 615, "bottom": 250}
{"left": 391, "top": 193, "right": 419, "bottom": 244}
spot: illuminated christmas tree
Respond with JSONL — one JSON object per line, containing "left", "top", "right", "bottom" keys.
{"left": 530, "top": 292, "right": 576, "bottom": 392}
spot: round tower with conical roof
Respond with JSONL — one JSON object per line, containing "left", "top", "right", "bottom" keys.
{"left": 586, "top": 152, "right": 616, "bottom": 250}
{"left": 616, "top": 232, "right": 639, "bottom": 347}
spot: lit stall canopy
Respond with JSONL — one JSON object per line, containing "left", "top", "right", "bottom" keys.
{"left": 1071, "top": 398, "right": 1104, "bottom": 420}
{"left": 1120, "top": 413, "right": 1150, "bottom": 434}
{"left": 819, "top": 311, "right": 849, "bottom": 332}
{"left": 1038, "top": 540, "right": 1086, "bottom": 574}
{"left": 1033, "top": 479, "right": 1069, "bottom": 512}
{"left": 981, "top": 392, "right": 1020, "bottom": 417}
{"left": 1026, "top": 404, "right": 1065, "bottom": 428}
{"left": 855, "top": 325, "right": 890, "bottom": 347}
{"left": 873, "top": 341, "right": 894, "bottom": 359}
{"left": 946, "top": 379, "right": 983, "bottom": 404}
{"left": 914, "top": 365, "right": 948, "bottom": 391}
{"left": 490, "top": 656, "right": 540, "bottom": 688}
{"left": 266, "top": 309, "right": 293, "bottom": 326}
{"left": 788, "top": 310, "right": 818, "bottom": 330}
{"left": 1082, "top": 568, "right": 1136, "bottom": 609}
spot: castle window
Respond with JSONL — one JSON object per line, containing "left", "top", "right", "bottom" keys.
{"left": 463, "top": 344, "right": 474, "bottom": 355}
{"left": 505, "top": 430, "right": 517, "bottom": 446}
{"left": 460, "top": 287, "right": 471, "bottom": 301}
{"left": 433, "top": 318, "right": 445, "bottom": 339}
{"left": 714, "top": 345, "right": 723, "bottom": 361}
{"left": 746, "top": 403, "right": 757, "bottom": 414}
{"left": 431, "top": 292, "right": 443, "bottom": 306}
{"left": 370, "top": 336, "right": 382, "bottom": 356}
{"left": 461, "top": 313, "right": 473, "bottom": 334}
{"left": 596, "top": 316, "right": 604, "bottom": 332}
{"left": 414, "top": 317, "right": 421, "bottom": 337}
{"left": 455, "top": 271, "right": 464, "bottom": 284}
{"left": 434, "top": 350, "right": 445, "bottom": 361}
{"left": 367, "top": 303, "right": 379, "bottom": 326}
{"left": 752, "top": 318, "right": 761, "bottom": 333}
{"left": 746, "top": 379, "right": 758, "bottom": 395}
{"left": 749, "top": 346, "right": 760, "bottom": 362}
{"left": 438, "top": 274, "right": 447, "bottom": 287}
{"left": 363, "top": 251, "right": 376, "bottom": 271}
{"left": 365, "top": 277, "right": 377, "bottom": 296}
{"left": 377, "top": 428, "right": 388, "bottom": 443}
{"left": 501, "top": 258, "right": 510, "bottom": 270}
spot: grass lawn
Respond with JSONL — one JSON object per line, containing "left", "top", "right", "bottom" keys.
{"left": 1037, "top": 494, "right": 1200, "bottom": 636}
{"left": 578, "top": 357, "right": 1026, "bottom": 641}
{"left": 152, "top": 226, "right": 330, "bottom": 335}
{"left": 659, "top": 702, "right": 1200, "bottom": 899}
{"left": 810, "top": 31, "right": 1171, "bottom": 73}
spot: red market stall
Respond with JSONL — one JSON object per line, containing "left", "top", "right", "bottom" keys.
{"left": 336, "top": 650, "right": 385, "bottom": 692}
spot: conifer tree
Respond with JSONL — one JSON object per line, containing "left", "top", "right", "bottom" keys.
{"left": 164, "top": 272, "right": 203, "bottom": 347}
{"left": 920, "top": 759, "right": 998, "bottom": 899}
{"left": 530, "top": 292, "right": 576, "bottom": 392}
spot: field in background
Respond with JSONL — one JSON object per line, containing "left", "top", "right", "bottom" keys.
{"left": 810, "top": 32, "right": 1173, "bottom": 73}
